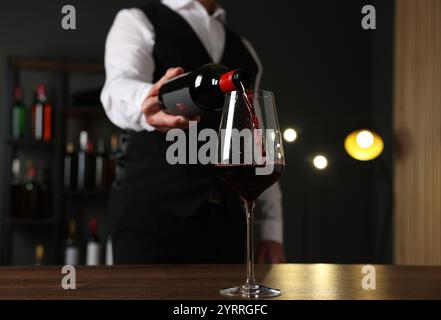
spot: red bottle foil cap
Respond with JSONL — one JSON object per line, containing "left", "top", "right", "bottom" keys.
{"left": 219, "top": 70, "right": 238, "bottom": 93}
{"left": 36, "top": 84, "right": 46, "bottom": 100}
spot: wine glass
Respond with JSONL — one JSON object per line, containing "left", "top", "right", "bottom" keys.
{"left": 215, "top": 89, "right": 285, "bottom": 298}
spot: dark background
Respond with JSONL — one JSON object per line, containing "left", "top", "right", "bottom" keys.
{"left": 0, "top": 0, "right": 394, "bottom": 264}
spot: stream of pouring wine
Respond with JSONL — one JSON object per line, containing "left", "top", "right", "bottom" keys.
{"left": 239, "top": 82, "right": 267, "bottom": 161}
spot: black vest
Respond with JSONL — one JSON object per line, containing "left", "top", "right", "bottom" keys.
{"left": 113, "top": 1, "right": 259, "bottom": 222}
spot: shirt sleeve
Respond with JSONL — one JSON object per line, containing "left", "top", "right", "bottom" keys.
{"left": 242, "top": 37, "right": 284, "bottom": 244}
{"left": 100, "top": 8, "right": 156, "bottom": 132}
{"left": 254, "top": 183, "right": 284, "bottom": 244}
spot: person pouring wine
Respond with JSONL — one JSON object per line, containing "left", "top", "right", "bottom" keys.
{"left": 101, "top": 0, "right": 284, "bottom": 264}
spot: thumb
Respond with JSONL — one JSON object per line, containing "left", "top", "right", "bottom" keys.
{"left": 152, "top": 67, "right": 184, "bottom": 94}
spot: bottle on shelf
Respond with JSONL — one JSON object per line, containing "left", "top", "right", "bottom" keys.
{"left": 10, "top": 159, "right": 23, "bottom": 218}
{"left": 22, "top": 161, "right": 39, "bottom": 218}
{"left": 158, "top": 63, "right": 255, "bottom": 116}
{"left": 86, "top": 218, "right": 100, "bottom": 266}
{"left": 77, "top": 131, "right": 95, "bottom": 190}
{"left": 64, "top": 220, "right": 80, "bottom": 266}
{"left": 32, "top": 84, "right": 53, "bottom": 141}
{"left": 105, "top": 235, "right": 113, "bottom": 266}
{"left": 95, "top": 139, "right": 106, "bottom": 189}
{"left": 107, "top": 134, "right": 119, "bottom": 188}
{"left": 34, "top": 244, "right": 44, "bottom": 266}
{"left": 64, "top": 142, "right": 77, "bottom": 189}
{"left": 11, "top": 87, "right": 26, "bottom": 139}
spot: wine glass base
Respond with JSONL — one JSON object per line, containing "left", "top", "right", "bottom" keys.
{"left": 220, "top": 284, "right": 281, "bottom": 299}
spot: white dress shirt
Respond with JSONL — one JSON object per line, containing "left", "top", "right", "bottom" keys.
{"left": 100, "top": 0, "right": 283, "bottom": 244}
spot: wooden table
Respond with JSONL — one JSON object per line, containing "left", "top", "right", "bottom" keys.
{"left": 0, "top": 264, "right": 440, "bottom": 300}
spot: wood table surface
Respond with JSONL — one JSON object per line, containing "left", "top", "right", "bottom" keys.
{"left": 0, "top": 264, "right": 440, "bottom": 300}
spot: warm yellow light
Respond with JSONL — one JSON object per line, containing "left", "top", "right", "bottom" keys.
{"left": 313, "top": 155, "right": 328, "bottom": 170}
{"left": 283, "top": 128, "right": 297, "bottom": 142}
{"left": 356, "top": 130, "right": 374, "bottom": 148}
{"left": 345, "top": 129, "right": 384, "bottom": 161}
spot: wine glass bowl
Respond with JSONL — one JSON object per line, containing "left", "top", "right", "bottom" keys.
{"left": 215, "top": 90, "right": 285, "bottom": 298}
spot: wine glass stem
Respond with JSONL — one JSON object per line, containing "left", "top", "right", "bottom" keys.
{"left": 245, "top": 201, "right": 256, "bottom": 286}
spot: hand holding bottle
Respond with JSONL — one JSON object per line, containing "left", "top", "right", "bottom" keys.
{"left": 141, "top": 67, "right": 200, "bottom": 133}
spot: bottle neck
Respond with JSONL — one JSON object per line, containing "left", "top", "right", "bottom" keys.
{"left": 219, "top": 69, "right": 255, "bottom": 93}
{"left": 36, "top": 85, "right": 47, "bottom": 102}
{"left": 13, "top": 87, "right": 23, "bottom": 102}
{"left": 89, "top": 219, "right": 98, "bottom": 237}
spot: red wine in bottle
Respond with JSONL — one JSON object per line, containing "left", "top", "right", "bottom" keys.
{"left": 86, "top": 218, "right": 100, "bottom": 266}
{"left": 12, "top": 87, "right": 26, "bottom": 139}
{"left": 158, "top": 63, "right": 255, "bottom": 117}
{"left": 215, "top": 163, "right": 284, "bottom": 204}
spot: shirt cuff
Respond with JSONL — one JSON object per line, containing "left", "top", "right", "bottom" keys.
{"left": 137, "top": 83, "right": 156, "bottom": 132}
{"left": 257, "top": 219, "right": 283, "bottom": 244}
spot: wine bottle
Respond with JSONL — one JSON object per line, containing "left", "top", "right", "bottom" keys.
{"left": 42, "top": 88, "right": 53, "bottom": 141}
{"left": 64, "top": 220, "right": 80, "bottom": 266}
{"left": 158, "top": 63, "right": 255, "bottom": 116}
{"left": 77, "top": 131, "right": 94, "bottom": 189}
{"left": 95, "top": 139, "right": 106, "bottom": 189}
{"left": 105, "top": 235, "right": 113, "bottom": 266}
{"left": 32, "top": 85, "right": 45, "bottom": 140}
{"left": 10, "top": 159, "right": 22, "bottom": 218}
{"left": 22, "top": 161, "right": 39, "bottom": 218}
{"left": 11, "top": 87, "right": 26, "bottom": 139}
{"left": 86, "top": 218, "right": 100, "bottom": 266}
{"left": 64, "top": 142, "right": 77, "bottom": 189}
{"left": 34, "top": 245, "right": 44, "bottom": 266}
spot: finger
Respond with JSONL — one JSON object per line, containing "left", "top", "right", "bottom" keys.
{"left": 154, "top": 126, "right": 172, "bottom": 133}
{"left": 141, "top": 95, "right": 162, "bottom": 115}
{"left": 150, "top": 67, "right": 185, "bottom": 96}
{"left": 148, "top": 110, "right": 191, "bottom": 129}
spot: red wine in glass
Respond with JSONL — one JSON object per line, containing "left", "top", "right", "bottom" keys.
{"left": 215, "top": 163, "right": 283, "bottom": 203}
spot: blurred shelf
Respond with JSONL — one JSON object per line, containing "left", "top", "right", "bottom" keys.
{"left": 64, "top": 105, "right": 105, "bottom": 117}
{"left": 9, "top": 58, "right": 103, "bottom": 73}
{"left": 62, "top": 189, "right": 109, "bottom": 197}
{"left": 7, "top": 139, "right": 55, "bottom": 149}
{"left": 7, "top": 217, "right": 57, "bottom": 226}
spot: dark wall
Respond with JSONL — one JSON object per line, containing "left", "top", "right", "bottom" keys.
{"left": 0, "top": 0, "right": 394, "bottom": 263}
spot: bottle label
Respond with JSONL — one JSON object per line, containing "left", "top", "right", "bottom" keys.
{"left": 35, "top": 104, "right": 43, "bottom": 139}
{"left": 86, "top": 242, "right": 100, "bottom": 266}
{"left": 65, "top": 246, "right": 79, "bottom": 265}
{"left": 162, "top": 86, "right": 200, "bottom": 117}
